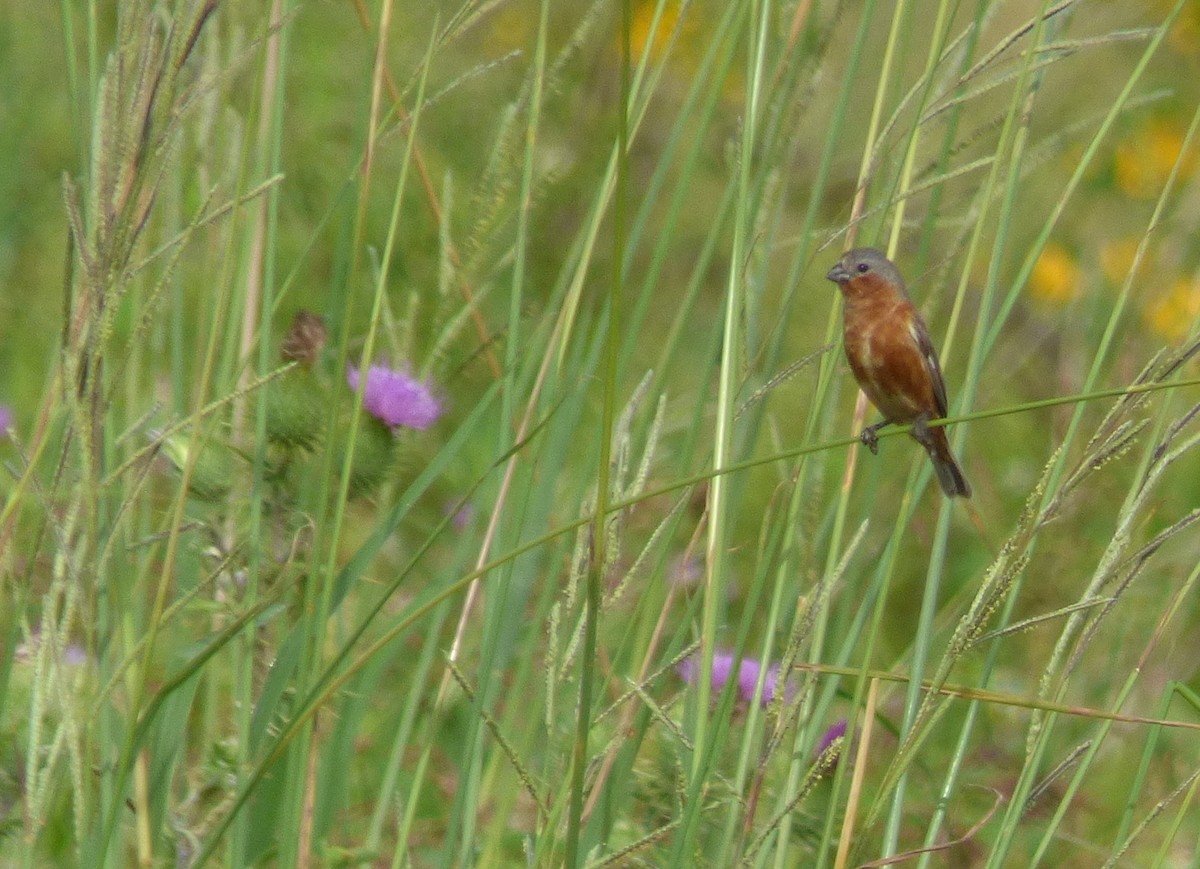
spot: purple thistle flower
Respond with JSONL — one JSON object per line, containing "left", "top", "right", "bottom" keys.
{"left": 347, "top": 364, "right": 442, "bottom": 431}
{"left": 814, "top": 719, "right": 849, "bottom": 768}
{"left": 757, "top": 661, "right": 796, "bottom": 704}
{"left": 677, "top": 650, "right": 794, "bottom": 708}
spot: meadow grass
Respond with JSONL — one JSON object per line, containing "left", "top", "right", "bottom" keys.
{"left": 2, "top": 0, "right": 1200, "bottom": 866}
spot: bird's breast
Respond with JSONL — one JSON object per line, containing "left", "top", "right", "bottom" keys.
{"left": 842, "top": 297, "right": 937, "bottom": 422}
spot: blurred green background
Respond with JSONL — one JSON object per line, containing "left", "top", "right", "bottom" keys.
{"left": 3, "top": 1, "right": 1200, "bottom": 865}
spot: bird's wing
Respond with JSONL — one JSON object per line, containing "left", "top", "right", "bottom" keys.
{"left": 911, "top": 318, "right": 949, "bottom": 419}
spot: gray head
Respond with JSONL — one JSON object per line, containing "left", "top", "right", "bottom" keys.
{"left": 825, "top": 247, "right": 907, "bottom": 291}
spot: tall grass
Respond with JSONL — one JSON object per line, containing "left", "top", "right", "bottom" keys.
{"left": 2, "top": 0, "right": 1199, "bottom": 866}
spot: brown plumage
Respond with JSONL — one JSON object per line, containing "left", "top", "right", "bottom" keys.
{"left": 825, "top": 247, "right": 970, "bottom": 498}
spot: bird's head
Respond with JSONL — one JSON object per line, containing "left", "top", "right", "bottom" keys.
{"left": 825, "top": 247, "right": 906, "bottom": 294}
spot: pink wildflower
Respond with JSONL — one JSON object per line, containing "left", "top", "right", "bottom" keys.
{"left": 677, "top": 650, "right": 794, "bottom": 707}
{"left": 347, "top": 364, "right": 442, "bottom": 431}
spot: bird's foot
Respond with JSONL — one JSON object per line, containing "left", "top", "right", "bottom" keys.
{"left": 859, "top": 422, "right": 887, "bottom": 455}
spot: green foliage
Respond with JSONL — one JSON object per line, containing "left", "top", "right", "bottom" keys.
{"left": 2, "top": 0, "right": 1200, "bottom": 866}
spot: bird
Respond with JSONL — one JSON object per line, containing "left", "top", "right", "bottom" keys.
{"left": 825, "top": 247, "right": 971, "bottom": 498}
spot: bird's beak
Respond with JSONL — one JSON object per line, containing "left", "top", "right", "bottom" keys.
{"left": 826, "top": 263, "right": 849, "bottom": 283}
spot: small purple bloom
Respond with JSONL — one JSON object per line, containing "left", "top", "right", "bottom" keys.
{"left": 814, "top": 719, "right": 849, "bottom": 768}
{"left": 667, "top": 554, "right": 702, "bottom": 588}
{"left": 63, "top": 644, "right": 89, "bottom": 666}
{"left": 677, "top": 650, "right": 794, "bottom": 708}
{"left": 347, "top": 364, "right": 442, "bottom": 431}
{"left": 757, "top": 661, "right": 796, "bottom": 704}
{"left": 676, "top": 654, "right": 698, "bottom": 685}
{"left": 444, "top": 500, "right": 474, "bottom": 531}
{"left": 0, "top": 404, "right": 13, "bottom": 437}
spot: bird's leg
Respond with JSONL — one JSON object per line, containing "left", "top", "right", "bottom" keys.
{"left": 910, "top": 414, "right": 935, "bottom": 451}
{"left": 860, "top": 419, "right": 891, "bottom": 455}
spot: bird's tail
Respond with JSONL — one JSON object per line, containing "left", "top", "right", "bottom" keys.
{"left": 922, "top": 425, "right": 971, "bottom": 498}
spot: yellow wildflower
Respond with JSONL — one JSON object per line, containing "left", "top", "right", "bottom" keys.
{"left": 1029, "top": 243, "right": 1081, "bottom": 305}
{"left": 1114, "top": 119, "right": 1197, "bottom": 200}
{"left": 630, "top": 0, "right": 686, "bottom": 62}
{"left": 1144, "top": 277, "right": 1200, "bottom": 342}
{"left": 1167, "top": 3, "right": 1200, "bottom": 60}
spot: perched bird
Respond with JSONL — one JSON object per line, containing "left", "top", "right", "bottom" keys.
{"left": 825, "top": 247, "right": 970, "bottom": 498}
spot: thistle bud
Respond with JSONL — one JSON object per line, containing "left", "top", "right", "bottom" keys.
{"left": 281, "top": 311, "right": 327, "bottom": 367}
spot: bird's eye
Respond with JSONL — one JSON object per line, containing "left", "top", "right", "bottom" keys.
{"left": 856, "top": 262, "right": 869, "bottom": 273}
